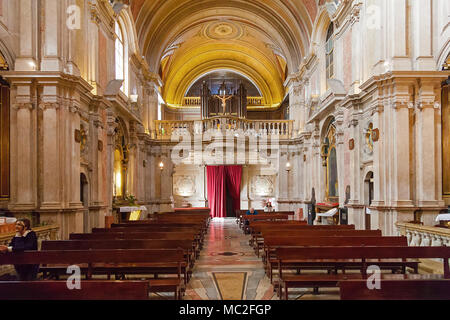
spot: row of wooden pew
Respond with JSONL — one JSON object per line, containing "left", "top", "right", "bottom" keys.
{"left": 0, "top": 210, "right": 211, "bottom": 300}
{"left": 242, "top": 216, "right": 450, "bottom": 300}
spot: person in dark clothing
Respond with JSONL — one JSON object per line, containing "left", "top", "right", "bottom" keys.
{"left": 0, "top": 219, "right": 39, "bottom": 280}
{"left": 245, "top": 208, "right": 258, "bottom": 216}
{"left": 244, "top": 208, "right": 258, "bottom": 233}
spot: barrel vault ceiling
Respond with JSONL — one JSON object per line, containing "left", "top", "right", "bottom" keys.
{"left": 130, "top": 0, "right": 318, "bottom": 108}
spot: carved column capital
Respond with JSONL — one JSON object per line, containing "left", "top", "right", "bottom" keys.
{"left": 39, "top": 102, "right": 59, "bottom": 111}
{"left": 13, "top": 102, "right": 34, "bottom": 111}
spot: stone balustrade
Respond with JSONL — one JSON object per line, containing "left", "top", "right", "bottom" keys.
{"left": 155, "top": 116, "right": 293, "bottom": 140}
{"left": 396, "top": 222, "right": 450, "bottom": 273}
{"left": 0, "top": 225, "right": 60, "bottom": 277}
{"left": 396, "top": 222, "right": 450, "bottom": 247}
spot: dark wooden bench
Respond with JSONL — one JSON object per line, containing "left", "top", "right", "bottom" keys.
{"left": 263, "top": 236, "right": 411, "bottom": 283}
{"left": 70, "top": 230, "right": 200, "bottom": 261}
{"left": 42, "top": 239, "right": 196, "bottom": 270}
{"left": 95, "top": 226, "right": 205, "bottom": 246}
{"left": 111, "top": 221, "right": 208, "bottom": 243}
{"left": 274, "top": 246, "right": 450, "bottom": 300}
{"left": 238, "top": 211, "right": 294, "bottom": 228}
{"left": 251, "top": 225, "right": 357, "bottom": 254}
{"left": 155, "top": 215, "right": 210, "bottom": 230}
{"left": 0, "top": 280, "right": 150, "bottom": 300}
{"left": 0, "top": 249, "right": 186, "bottom": 299}
{"left": 255, "top": 229, "right": 381, "bottom": 251}
{"left": 339, "top": 279, "right": 450, "bottom": 300}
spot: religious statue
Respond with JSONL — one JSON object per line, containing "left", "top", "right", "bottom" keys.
{"left": 213, "top": 93, "right": 233, "bottom": 114}
{"left": 214, "top": 81, "right": 234, "bottom": 114}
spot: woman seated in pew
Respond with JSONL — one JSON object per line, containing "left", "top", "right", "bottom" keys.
{"left": 0, "top": 219, "right": 39, "bottom": 281}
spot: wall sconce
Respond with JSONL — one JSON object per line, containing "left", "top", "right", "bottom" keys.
{"left": 285, "top": 162, "right": 291, "bottom": 172}
{"left": 130, "top": 94, "right": 138, "bottom": 103}
{"left": 159, "top": 161, "right": 164, "bottom": 171}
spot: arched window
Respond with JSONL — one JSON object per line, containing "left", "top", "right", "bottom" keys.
{"left": 325, "top": 23, "right": 334, "bottom": 81}
{"left": 115, "top": 20, "right": 128, "bottom": 95}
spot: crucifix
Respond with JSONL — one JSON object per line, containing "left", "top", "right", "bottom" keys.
{"left": 214, "top": 81, "right": 233, "bottom": 115}
{"left": 214, "top": 94, "right": 233, "bottom": 114}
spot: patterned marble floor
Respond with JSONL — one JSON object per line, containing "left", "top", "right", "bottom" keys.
{"left": 183, "top": 218, "right": 340, "bottom": 300}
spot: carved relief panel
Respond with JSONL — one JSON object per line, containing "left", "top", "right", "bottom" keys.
{"left": 250, "top": 175, "right": 275, "bottom": 197}
{"left": 173, "top": 175, "right": 196, "bottom": 197}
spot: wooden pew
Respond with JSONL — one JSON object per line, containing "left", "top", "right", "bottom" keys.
{"left": 0, "top": 249, "right": 186, "bottom": 299}
{"left": 112, "top": 221, "right": 208, "bottom": 242}
{"left": 42, "top": 239, "right": 197, "bottom": 270}
{"left": 339, "top": 279, "right": 450, "bottom": 300}
{"left": 94, "top": 226, "right": 204, "bottom": 245}
{"left": 0, "top": 280, "right": 150, "bottom": 300}
{"left": 242, "top": 214, "right": 291, "bottom": 234}
{"left": 70, "top": 231, "right": 196, "bottom": 241}
{"left": 263, "top": 236, "right": 410, "bottom": 283}
{"left": 109, "top": 223, "right": 206, "bottom": 241}
{"left": 274, "top": 246, "right": 450, "bottom": 300}
{"left": 155, "top": 215, "right": 210, "bottom": 231}
{"left": 238, "top": 211, "right": 294, "bottom": 228}
{"left": 251, "top": 225, "right": 358, "bottom": 254}
{"left": 173, "top": 207, "right": 211, "bottom": 215}
{"left": 69, "top": 231, "right": 200, "bottom": 262}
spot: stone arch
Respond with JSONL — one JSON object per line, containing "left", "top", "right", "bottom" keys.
{"left": 119, "top": 8, "right": 141, "bottom": 57}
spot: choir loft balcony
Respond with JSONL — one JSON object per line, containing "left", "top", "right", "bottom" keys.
{"left": 154, "top": 116, "right": 294, "bottom": 141}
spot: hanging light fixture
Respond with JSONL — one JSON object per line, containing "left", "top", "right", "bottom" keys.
{"left": 286, "top": 162, "right": 291, "bottom": 172}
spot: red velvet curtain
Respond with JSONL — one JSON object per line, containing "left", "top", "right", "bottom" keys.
{"left": 206, "top": 166, "right": 242, "bottom": 218}
{"left": 206, "top": 166, "right": 227, "bottom": 218}
{"left": 225, "top": 166, "right": 242, "bottom": 213}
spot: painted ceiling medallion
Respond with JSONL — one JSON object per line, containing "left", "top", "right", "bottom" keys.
{"left": 205, "top": 21, "right": 243, "bottom": 40}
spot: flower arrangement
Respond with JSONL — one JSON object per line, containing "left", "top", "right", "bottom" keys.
{"left": 124, "top": 194, "right": 137, "bottom": 206}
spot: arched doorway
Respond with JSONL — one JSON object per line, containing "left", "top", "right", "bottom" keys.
{"left": 80, "top": 173, "right": 89, "bottom": 233}
{"left": 364, "top": 171, "right": 374, "bottom": 230}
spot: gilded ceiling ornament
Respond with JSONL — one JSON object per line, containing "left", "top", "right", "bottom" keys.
{"left": 204, "top": 21, "right": 243, "bottom": 40}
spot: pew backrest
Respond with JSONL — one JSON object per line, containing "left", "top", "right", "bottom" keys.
{"left": 275, "top": 246, "right": 450, "bottom": 278}
{"left": 264, "top": 236, "right": 407, "bottom": 247}
{"left": 339, "top": 279, "right": 450, "bottom": 300}
{"left": 0, "top": 281, "right": 150, "bottom": 300}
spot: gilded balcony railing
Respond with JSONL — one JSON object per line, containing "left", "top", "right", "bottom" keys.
{"left": 181, "top": 96, "right": 264, "bottom": 107}
{"left": 182, "top": 97, "right": 201, "bottom": 107}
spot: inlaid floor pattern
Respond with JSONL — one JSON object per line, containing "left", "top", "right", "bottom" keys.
{"left": 181, "top": 218, "right": 340, "bottom": 300}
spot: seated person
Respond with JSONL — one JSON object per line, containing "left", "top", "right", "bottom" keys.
{"left": 244, "top": 208, "right": 258, "bottom": 229}
{"left": 0, "top": 219, "right": 39, "bottom": 280}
